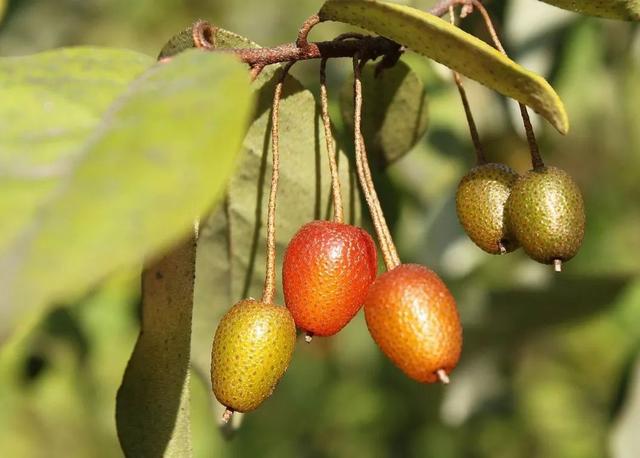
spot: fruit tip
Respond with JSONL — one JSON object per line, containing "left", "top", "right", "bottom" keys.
{"left": 553, "top": 259, "right": 562, "bottom": 272}
{"left": 221, "top": 407, "right": 234, "bottom": 424}
{"left": 498, "top": 242, "right": 507, "bottom": 255}
{"left": 304, "top": 332, "right": 313, "bottom": 343}
{"left": 436, "top": 369, "right": 450, "bottom": 385}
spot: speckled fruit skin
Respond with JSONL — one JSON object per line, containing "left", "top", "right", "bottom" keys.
{"left": 506, "top": 166, "right": 585, "bottom": 264}
{"left": 211, "top": 299, "right": 296, "bottom": 413}
{"left": 456, "top": 163, "right": 520, "bottom": 254}
{"left": 282, "top": 221, "right": 377, "bottom": 336}
{"left": 364, "top": 264, "right": 462, "bottom": 383}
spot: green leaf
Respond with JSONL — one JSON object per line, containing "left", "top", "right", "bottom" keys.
{"left": 0, "top": 50, "right": 253, "bottom": 342}
{"left": 318, "top": 0, "right": 569, "bottom": 134}
{"left": 0, "top": 47, "right": 153, "bottom": 254}
{"left": 540, "top": 0, "right": 640, "bottom": 21}
{"left": 340, "top": 60, "right": 429, "bottom": 167}
{"left": 192, "top": 68, "right": 363, "bottom": 403}
{"left": 116, "top": 232, "right": 197, "bottom": 458}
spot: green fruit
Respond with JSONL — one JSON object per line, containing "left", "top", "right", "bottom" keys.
{"left": 506, "top": 166, "right": 585, "bottom": 268}
{"left": 455, "top": 163, "right": 520, "bottom": 254}
{"left": 211, "top": 299, "right": 296, "bottom": 413}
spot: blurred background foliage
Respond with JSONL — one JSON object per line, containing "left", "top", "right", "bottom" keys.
{"left": 1, "top": 0, "right": 640, "bottom": 457}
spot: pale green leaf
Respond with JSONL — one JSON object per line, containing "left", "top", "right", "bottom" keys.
{"left": 116, "top": 233, "right": 197, "bottom": 458}
{"left": 0, "top": 50, "right": 253, "bottom": 342}
{"left": 0, "top": 47, "right": 153, "bottom": 254}
{"left": 340, "top": 60, "right": 429, "bottom": 167}
{"left": 318, "top": 0, "right": 569, "bottom": 134}
{"left": 540, "top": 0, "right": 640, "bottom": 21}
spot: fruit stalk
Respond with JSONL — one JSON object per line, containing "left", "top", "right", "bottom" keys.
{"left": 448, "top": 6, "right": 486, "bottom": 165}
{"left": 353, "top": 56, "right": 401, "bottom": 271}
{"left": 262, "top": 63, "right": 294, "bottom": 305}
{"left": 319, "top": 58, "right": 345, "bottom": 223}
{"left": 471, "top": 0, "right": 545, "bottom": 169}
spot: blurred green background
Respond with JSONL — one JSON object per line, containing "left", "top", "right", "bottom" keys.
{"left": 1, "top": 0, "right": 640, "bottom": 457}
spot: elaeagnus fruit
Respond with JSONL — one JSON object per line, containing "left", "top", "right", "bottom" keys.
{"left": 506, "top": 166, "right": 585, "bottom": 271}
{"left": 456, "top": 163, "right": 520, "bottom": 254}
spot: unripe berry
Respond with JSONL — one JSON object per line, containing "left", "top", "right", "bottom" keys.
{"left": 456, "top": 163, "right": 520, "bottom": 254}
{"left": 211, "top": 299, "right": 296, "bottom": 413}
{"left": 506, "top": 166, "right": 585, "bottom": 269}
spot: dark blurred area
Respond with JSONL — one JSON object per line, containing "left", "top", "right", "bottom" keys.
{"left": 1, "top": 1, "right": 639, "bottom": 457}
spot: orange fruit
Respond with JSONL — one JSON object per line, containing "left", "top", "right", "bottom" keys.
{"left": 282, "top": 221, "right": 377, "bottom": 337}
{"left": 364, "top": 264, "right": 462, "bottom": 383}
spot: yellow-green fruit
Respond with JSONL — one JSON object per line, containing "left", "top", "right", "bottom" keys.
{"left": 456, "top": 163, "right": 520, "bottom": 254}
{"left": 211, "top": 299, "right": 296, "bottom": 413}
{"left": 506, "top": 166, "right": 585, "bottom": 265}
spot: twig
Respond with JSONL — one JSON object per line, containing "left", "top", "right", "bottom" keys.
{"left": 184, "top": 0, "right": 468, "bottom": 70}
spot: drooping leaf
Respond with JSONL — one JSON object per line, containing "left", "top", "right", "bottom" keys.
{"left": 340, "top": 60, "right": 429, "bottom": 167}
{"left": 318, "top": 0, "right": 569, "bottom": 134}
{"left": 192, "top": 67, "right": 363, "bottom": 402}
{"left": 116, "top": 231, "right": 197, "bottom": 458}
{"left": 540, "top": 0, "right": 640, "bottom": 21}
{"left": 0, "top": 47, "right": 153, "bottom": 254}
{"left": 0, "top": 50, "right": 253, "bottom": 342}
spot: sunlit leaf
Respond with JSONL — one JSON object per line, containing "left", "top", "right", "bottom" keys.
{"left": 0, "top": 50, "right": 253, "bottom": 342}
{"left": 318, "top": 0, "right": 569, "bottom": 134}
{"left": 540, "top": 0, "right": 640, "bottom": 21}
{"left": 340, "top": 60, "right": 429, "bottom": 167}
{"left": 0, "top": 47, "right": 153, "bottom": 254}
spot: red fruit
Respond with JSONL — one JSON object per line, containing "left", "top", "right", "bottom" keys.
{"left": 364, "top": 264, "right": 462, "bottom": 383}
{"left": 282, "top": 221, "right": 377, "bottom": 337}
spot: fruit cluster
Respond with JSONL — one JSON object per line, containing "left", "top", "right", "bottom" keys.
{"left": 456, "top": 163, "right": 585, "bottom": 271}
{"left": 209, "top": 58, "right": 464, "bottom": 424}
{"left": 208, "top": 4, "right": 585, "bottom": 425}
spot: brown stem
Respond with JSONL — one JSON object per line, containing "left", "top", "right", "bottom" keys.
{"left": 185, "top": 0, "right": 470, "bottom": 70}
{"left": 448, "top": 6, "right": 485, "bottom": 165}
{"left": 471, "top": 0, "right": 545, "bottom": 169}
{"left": 319, "top": 59, "right": 345, "bottom": 224}
{"left": 353, "top": 57, "right": 401, "bottom": 271}
{"left": 297, "top": 14, "right": 321, "bottom": 48}
{"left": 262, "top": 62, "right": 294, "bottom": 305}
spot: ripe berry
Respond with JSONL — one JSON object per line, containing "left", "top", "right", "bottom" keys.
{"left": 364, "top": 264, "right": 462, "bottom": 383}
{"left": 282, "top": 221, "right": 377, "bottom": 337}
{"left": 506, "top": 166, "right": 585, "bottom": 270}
{"left": 456, "top": 163, "right": 520, "bottom": 254}
{"left": 211, "top": 299, "right": 296, "bottom": 413}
